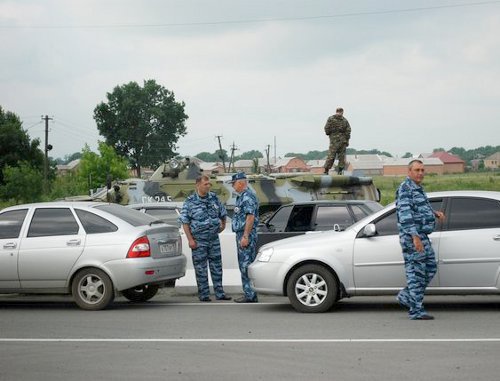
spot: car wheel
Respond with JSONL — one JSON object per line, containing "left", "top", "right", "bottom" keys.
{"left": 72, "top": 268, "right": 114, "bottom": 310}
{"left": 286, "top": 264, "right": 337, "bottom": 313}
{"left": 122, "top": 284, "right": 160, "bottom": 302}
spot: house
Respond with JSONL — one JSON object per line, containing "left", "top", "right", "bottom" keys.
{"left": 307, "top": 160, "right": 326, "bottom": 174}
{"left": 345, "top": 154, "right": 392, "bottom": 176}
{"left": 383, "top": 158, "right": 444, "bottom": 176}
{"left": 232, "top": 159, "right": 255, "bottom": 173}
{"left": 484, "top": 152, "right": 500, "bottom": 170}
{"left": 426, "top": 151, "right": 465, "bottom": 173}
{"left": 56, "top": 159, "right": 80, "bottom": 176}
{"left": 272, "top": 157, "right": 309, "bottom": 173}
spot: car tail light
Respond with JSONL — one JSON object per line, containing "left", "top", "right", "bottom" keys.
{"left": 127, "top": 236, "right": 151, "bottom": 258}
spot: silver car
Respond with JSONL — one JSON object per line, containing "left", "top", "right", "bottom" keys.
{"left": 0, "top": 202, "right": 187, "bottom": 310}
{"left": 249, "top": 191, "right": 500, "bottom": 313}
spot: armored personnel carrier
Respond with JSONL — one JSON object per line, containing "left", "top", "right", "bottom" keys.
{"left": 110, "top": 157, "right": 380, "bottom": 217}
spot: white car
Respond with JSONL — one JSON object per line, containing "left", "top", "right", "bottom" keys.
{"left": 0, "top": 202, "right": 187, "bottom": 310}
{"left": 249, "top": 191, "right": 500, "bottom": 312}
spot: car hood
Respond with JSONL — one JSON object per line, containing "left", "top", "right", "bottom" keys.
{"left": 258, "top": 229, "right": 353, "bottom": 252}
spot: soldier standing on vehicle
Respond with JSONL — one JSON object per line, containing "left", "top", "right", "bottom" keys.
{"left": 396, "top": 159, "right": 445, "bottom": 320}
{"left": 324, "top": 107, "right": 351, "bottom": 175}
{"left": 230, "top": 172, "right": 259, "bottom": 303}
{"left": 179, "top": 175, "right": 231, "bottom": 302}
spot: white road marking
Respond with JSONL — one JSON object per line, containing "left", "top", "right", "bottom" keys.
{"left": 1, "top": 338, "right": 500, "bottom": 343}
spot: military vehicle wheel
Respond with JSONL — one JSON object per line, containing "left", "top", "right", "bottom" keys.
{"left": 72, "top": 268, "right": 114, "bottom": 310}
{"left": 122, "top": 284, "right": 159, "bottom": 302}
{"left": 286, "top": 264, "right": 337, "bottom": 313}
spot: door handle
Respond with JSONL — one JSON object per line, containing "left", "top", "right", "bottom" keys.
{"left": 3, "top": 242, "right": 17, "bottom": 249}
{"left": 66, "top": 239, "right": 81, "bottom": 246}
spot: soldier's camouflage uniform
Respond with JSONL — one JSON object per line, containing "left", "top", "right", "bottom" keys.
{"left": 324, "top": 114, "right": 351, "bottom": 174}
{"left": 395, "top": 177, "right": 437, "bottom": 320}
{"left": 179, "top": 191, "right": 227, "bottom": 300}
{"left": 232, "top": 188, "right": 259, "bottom": 302}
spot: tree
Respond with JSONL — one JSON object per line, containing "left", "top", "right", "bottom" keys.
{"left": 0, "top": 106, "right": 44, "bottom": 185}
{"left": 77, "top": 143, "right": 129, "bottom": 191}
{"left": 238, "top": 150, "right": 263, "bottom": 160}
{"left": 0, "top": 162, "right": 43, "bottom": 203}
{"left": 402, "top": 152, "right": 413, "bottom": 158}
{"left": 94, "top": 80, "right": 188, "bottom": 177}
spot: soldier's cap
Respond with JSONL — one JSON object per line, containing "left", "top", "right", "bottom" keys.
{"left": 230, "top": 172, "right": 247, "bottom": 183}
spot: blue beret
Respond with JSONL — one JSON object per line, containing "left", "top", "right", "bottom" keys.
{"left": 231, "top": 172, "right": 247, "bottom": 182}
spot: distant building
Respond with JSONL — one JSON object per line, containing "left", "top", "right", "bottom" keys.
{"left": 56, "top": 159, "right": 80, "bottom": 176}
{"left": 345, "top": 154, "right": 391, "bottom": 176}
{"left": 484, "top": 152, "right": 500, "bottom": 170}
{"left": 383, "top": 158, "right": 444, "bottom": 176}
{"left": 307, "top": 160, "right": 326, "bottom": 174}
{"left": 272, "top": 157, "right": 309, "bottom": 173}
{"left": 426, "top": 151, "right": 465, "bottom": 173}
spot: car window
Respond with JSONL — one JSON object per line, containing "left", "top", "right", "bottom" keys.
{"left": 75, "top": 209, "right": 118, "bottom": 234}
{"left": 315, "top": 205, "right": 354, "bottom": 230}
{"left": 144, "top": 208, "right": 180, "bottom": 226}
{"left": 286, "top": 205, "right": 314, "bottom": 232}
{"left": 350, "top": 205, "right": 369, "bottom": 221}
{"left": 95, "top": 204, "right": 158, "bottom": 226}
{"left": 27, "top": 208, "right": 80, "bottom": 237}
{"left": 267, "top": 205, "right": 293, "bottom": 232}
{"left": 447, "top": 197, "right": 500, "bottom": 230}
{"left": 374, "top": 210, "right": 399, "bottom": 236}
{"left": 0, "top": 209, "right": 28, "bottom": 239}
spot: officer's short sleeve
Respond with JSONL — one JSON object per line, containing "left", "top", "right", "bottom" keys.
{"left": 178, "top": 200, "right": 191, "bottom": 225}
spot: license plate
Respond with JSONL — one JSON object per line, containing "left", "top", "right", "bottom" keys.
{"left": 160, "top": 243, "right": 176, "bottom": 255}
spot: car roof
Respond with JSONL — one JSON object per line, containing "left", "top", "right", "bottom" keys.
{"left": 278, "top": 200, "right": 382, "bottom": 207}
{"left": 1, "top": 201, "right": 109, "bottom": 212}
{"left": 127, "top": 202, "right": 184, "bottom": 209}
{"left": 426, "top": 190, "right": 500, "bottom": 200}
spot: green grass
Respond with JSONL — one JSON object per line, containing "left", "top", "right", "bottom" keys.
{"left": 373, "top": 172, "right": 500, "bottom": 205}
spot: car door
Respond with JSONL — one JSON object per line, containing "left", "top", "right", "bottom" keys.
{"left": 18, "top": 207, "right": 85, "bottom": 289}
{"left": 437, "top": 197, "right": 500, "bottom": 288}
{"left": 0, "top": 209, "right": 28, "bottom": 288}
{"left": 352, "top": 199, "right": 444, "bottom": 290}
{"left": 257, "top": 205, "right": 294, "bottom": 248}
{"left": 352, "top": 209, "right": 407, "bottom": 290}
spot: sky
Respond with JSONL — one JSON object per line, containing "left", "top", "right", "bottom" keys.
{"left": 1, "top": 0, "right": 499, "bottom": 161}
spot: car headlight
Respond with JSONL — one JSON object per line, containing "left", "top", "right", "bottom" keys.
{"left": 258, "top": 247, "right": 274, "bottom": 262}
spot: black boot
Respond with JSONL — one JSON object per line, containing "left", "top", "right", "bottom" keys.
{"left": 324, "top": 169, "right": 329, "bottom": 175}
{"left": 336, "top": 167, "right": 343, "bottom": 175}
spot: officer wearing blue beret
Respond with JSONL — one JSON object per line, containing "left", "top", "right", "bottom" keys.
{"left": 231, "top": 172, "right": 259, "bottom": 303}
{"left": 179, "top": 175, "right": 231, "bottom": 302}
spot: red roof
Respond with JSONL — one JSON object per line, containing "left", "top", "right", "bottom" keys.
{"left": 428, "top": 151, "right": 465, "bottom": 164}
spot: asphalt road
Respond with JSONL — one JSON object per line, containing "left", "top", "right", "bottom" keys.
{"left": 1, "top": 289, "right": 500, "bottom": 381}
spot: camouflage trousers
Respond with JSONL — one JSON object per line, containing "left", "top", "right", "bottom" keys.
{"left": 236, "top": 232, "right": 258, "bottom": 301}
{"left": 397, "top": 235, "right": 437, "bottom": 319}
{"left": 191, "top": 237, "right": 225, "bottom": 300}
{"left": 324, "top": 137, "right": 348, "bottom": 172}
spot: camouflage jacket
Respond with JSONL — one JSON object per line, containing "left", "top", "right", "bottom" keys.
{"left": 324, "top": 114, "right": 351, "bottom": 140}
{"left": 395, "top": 177, "right": 436, "bottom": 237}
{"left": 179, "top": 191, "right": 227, "bottom": 238}
{"left": 231, "top": 188, "right": 259, "bottom": 234}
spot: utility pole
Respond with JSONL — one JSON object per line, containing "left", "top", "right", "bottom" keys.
{"left": 215, "top": 135, "right": 226, "bottom": 172}
{"left": 229, "top": 142, "right": 238, "bottom": 172}
{"left": 41, "top": 115, "right": 53, "bottom": 191}
{"left": 265, "top": 144, "right": 271, "bottom": 174}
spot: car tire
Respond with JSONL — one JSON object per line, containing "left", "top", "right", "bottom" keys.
{"left": 122, "top": 284, "right": 160, "bottom": 302}
{"left": 286, "top": 264, "right": 338, "bottom": 313}
{"left": 72, "top": 268, "right": 115, "bottom": 310}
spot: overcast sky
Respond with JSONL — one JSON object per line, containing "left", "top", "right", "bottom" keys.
{"left": 1, "top": 0, "right": 499, "bottom": 160}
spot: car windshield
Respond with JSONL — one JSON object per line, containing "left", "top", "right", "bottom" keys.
{"left": 94, "top": 203, "right": 159, "bottom": 227}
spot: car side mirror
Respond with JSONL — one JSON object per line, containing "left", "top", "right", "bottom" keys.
{"left": 333, "top": 224, "right": 341, "bottom": 232}
{"left": 363, "top": 223, "right": 377, "bottom": 237}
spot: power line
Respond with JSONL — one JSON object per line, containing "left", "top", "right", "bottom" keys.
{"left": 2, "top": 1, "right": 499, "bottom": 29}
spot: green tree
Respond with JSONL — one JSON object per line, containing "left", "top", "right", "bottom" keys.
{"left": 0, "top": 162, "right": 43, "bottom": 203}
{"left": 402, "top": 152, "right": 413, "bottom": 158}
{"left": 0, "top": 106, "right": 44, "bottom": 185}
{"left": 238, "top": 150, "right": 263, "bottom": 160}
{"left": 94, "top": 80, "right": 188, "bottom": 177}
{"left": 77, "top": 143, "right": 129, "bottom": 191}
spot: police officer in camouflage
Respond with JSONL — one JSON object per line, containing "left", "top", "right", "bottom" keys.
{"left": 324, "top": 107, "right": 351, "bottom": 175}
{"left": 396, "top": 159, "right": 445, "bottom": 320}
{"left": 230, "top": 172, "right": 259, "bottom": 303}
{"left": 179, "top": 175, "right": 231, "bottom": 302}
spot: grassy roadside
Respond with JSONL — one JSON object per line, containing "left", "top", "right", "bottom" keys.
{"left": 373, "top": 172, "right": 500, "bottom": 205}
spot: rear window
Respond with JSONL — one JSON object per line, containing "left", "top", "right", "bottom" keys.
{"left": 94, "top": 204, "right": 159, "bottom": 227}
{"left": 75, "top": 209, "right": 118, "bottom": 234}
{"left": 0, "top": 209, "right": 28, "bottom": 239}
